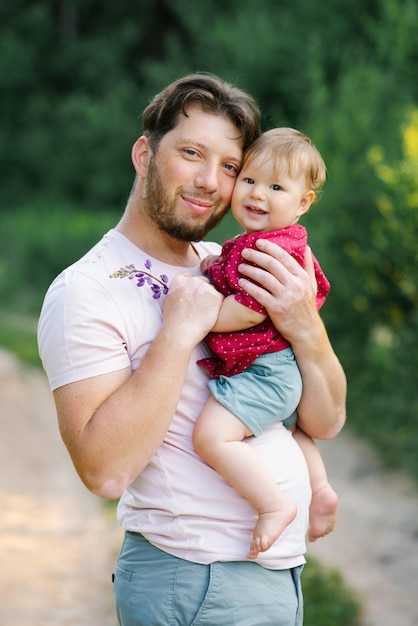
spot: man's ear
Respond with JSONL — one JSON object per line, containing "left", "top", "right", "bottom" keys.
{"left": 298, "top": 190, "right": 316, "bottom": 217}
{"left": 131, "top": 136, "right": 151, "bottom": 176}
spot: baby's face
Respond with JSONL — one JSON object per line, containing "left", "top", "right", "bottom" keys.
{"left": 231, "top": 154, "right": 314, "bottom": 233}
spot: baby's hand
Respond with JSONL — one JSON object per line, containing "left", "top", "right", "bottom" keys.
{"left": 200, "top": 254, "right": 220, "bottom": 274}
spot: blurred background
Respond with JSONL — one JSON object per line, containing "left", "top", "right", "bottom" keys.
{"left": 1, "top": 1, "right": 417, "bottom": 624}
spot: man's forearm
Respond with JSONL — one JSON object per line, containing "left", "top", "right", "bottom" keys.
{"left": 56, "top": 328, "right": 197, "bottom": 499}
{"left": 292, "top": 320, "right": 346, "bottom": 440}
{"left": 55, "top": 274, "right": 224, "bottom": 500}
{"left": 236, "top": 240, "right": 346, "bottom": 439}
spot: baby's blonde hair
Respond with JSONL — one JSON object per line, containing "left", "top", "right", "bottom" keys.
{"left": 243, "top": 127, "right": 326, "bottom": 202}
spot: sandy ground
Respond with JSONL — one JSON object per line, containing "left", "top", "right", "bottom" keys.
{"left": 1, "top": 348, "right": 418, "bottom": 625}
{"left": 308, "top": 436, "right": 418, "bottom": 626}
{"left": 0, "top": 350, "right": 122, "bottom": 626}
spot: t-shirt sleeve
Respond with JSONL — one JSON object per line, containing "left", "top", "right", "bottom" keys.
{"left": 38, "top": 269, "right": 131, "bottom": 390}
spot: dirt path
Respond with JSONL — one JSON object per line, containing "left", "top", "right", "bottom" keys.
{"left": 1, "top": 348, "right": 418, "bottom": 626}
{"left": 0, "top": 350, "right": 122, "bottom": 626}
{"left": 308, "top": 436, "right": 418, "bottom": 626}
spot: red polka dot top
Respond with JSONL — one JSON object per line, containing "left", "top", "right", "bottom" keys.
{"left": 197, "top": 224, "right": 330, "bottom": 379}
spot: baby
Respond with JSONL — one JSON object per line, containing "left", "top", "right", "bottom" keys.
{"left": 194, "top": 128, "right": 339, "bottom": 559}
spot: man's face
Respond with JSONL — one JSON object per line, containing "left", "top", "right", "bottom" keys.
{"left": 142, "top": 105, "right": 244, "bottom": 242}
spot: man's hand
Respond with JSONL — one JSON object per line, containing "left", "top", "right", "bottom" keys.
{"left": 237, "top": 239, "right": 317, "bottom": 344}
{"left": 165, "top": 273, "right": 223, "bottom": 344}
{"left": 237, "top": 238, "right": 346, "bottom": 439}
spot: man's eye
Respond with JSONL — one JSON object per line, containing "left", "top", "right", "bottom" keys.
{"left": 224, "top": 163, "right": 239, "bottom": 175}
{"left": 184, "top": 149, "right": 198, "bottom": 157}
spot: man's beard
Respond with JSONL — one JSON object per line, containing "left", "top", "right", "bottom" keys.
{"left": 143, "top": 157, "right": 229, "bottom": 242}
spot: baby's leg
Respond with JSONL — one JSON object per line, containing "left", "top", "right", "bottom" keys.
{"left": 193, "top": 396, "right": 297, "bottom": 559}
{"left": 293, "top": 427, "right": 339, "bottom": 541}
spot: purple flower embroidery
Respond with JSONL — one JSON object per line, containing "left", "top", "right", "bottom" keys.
{"left": 110, "top": 260, "right": 169, "bottom": 299}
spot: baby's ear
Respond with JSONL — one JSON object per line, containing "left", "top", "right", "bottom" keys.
{"left": 299, "top": 190, "right": 316, "bottom": 215}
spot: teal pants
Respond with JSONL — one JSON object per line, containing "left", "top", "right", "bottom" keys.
{"left": 113, "top": 532, "right": 304, "bottom": 626}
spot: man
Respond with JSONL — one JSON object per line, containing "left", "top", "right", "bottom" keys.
{"left": 38, "top": 74, "right": 346, "bottom": 625}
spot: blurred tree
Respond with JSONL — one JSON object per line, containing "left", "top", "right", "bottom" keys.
{"left": 0, "top": 0, "right": 403, "bottom": 212}
{"left": 365, "top": 108, "right": 418, "bottom": 325}
{"left": 344, "top": 107, "right": 418, "bottom": 476}
{"left": 1, "top": 0, "right": 418, "bottom": 477}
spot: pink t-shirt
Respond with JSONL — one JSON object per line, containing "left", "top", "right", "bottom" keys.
{"left": 38, "top": 230, "right": 311, "bottom": 570}
{"left": 198, "top": 224, "right": 330, "bottom": 378}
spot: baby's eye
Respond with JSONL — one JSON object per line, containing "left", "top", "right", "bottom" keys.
{"left": 271, "top": 184, "right": 282, "bottom": 191}
{"left": 244, "top": 177, "right": 255, "bottom": 185}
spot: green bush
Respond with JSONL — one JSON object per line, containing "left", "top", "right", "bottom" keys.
{"left": 303, "top": 557, "right": 362, "bottom": 625}
{"left": 0, "top": 203, "right": 117, "bottom": 315}
{"left": 0, "top": 310, "right": 40, "bottom": 366}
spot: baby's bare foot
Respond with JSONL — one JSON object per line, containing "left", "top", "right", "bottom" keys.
{"left": 308, "top": 483, "right": 339, "bottom": 542}
{"left": 248, "top": 498, "right": 297, "bottom": 560}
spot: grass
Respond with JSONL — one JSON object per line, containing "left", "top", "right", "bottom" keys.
{"left": 0, "top": 309, "right": 41, "bottom": 367}
{"left": 303, "top": 557, "right": 362, "bottom": 625}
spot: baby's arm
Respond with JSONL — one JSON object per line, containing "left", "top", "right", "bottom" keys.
{"left": 211, "top": 295, "right": 266, "bottom": 332}
{"left": 200, "top": 255, "right": 266, "bottom": 332}
{"left": 200, "top": 255, "right": 219, "bottom": 274}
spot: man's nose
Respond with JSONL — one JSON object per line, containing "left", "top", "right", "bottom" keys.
{"left": 195, "top": 164, "right": 218, "bottom": 192}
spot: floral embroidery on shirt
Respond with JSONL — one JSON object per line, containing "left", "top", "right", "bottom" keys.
{"left": 110, "top": 259, "right": 169, "bottom": 299}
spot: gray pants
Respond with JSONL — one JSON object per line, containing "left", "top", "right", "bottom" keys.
{"left": 113, "top": 532, "right": 304, "bottom": 626}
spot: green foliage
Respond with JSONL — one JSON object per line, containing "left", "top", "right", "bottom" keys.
{"left": 1, "top": 0, "right": 417, "bottom": 482}
{"left": 3, "top": 0, "right": 412, "bottom": 211}
{"left": 365, "top": 109, "right": 418, "bottom": 324}
{"left": 0, "top": 204, "right": 117, "bottom": 314}
{"left": 348, "top": 315, "right": 418, "bottom": 478}
{"left": 0, "top": 310, "right": 40, "bottom": 367}
{"left": 302, "top": 558, "right": 362, "bottom": 625}
{"left": 1, "top": 0, "right": 418, "bottom": 609}
{"left": 341, "top": 109, "right": 418, "bottom": 478}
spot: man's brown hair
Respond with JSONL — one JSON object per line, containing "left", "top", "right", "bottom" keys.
{"left": 142, "top": 73, "right": 261, "bottom": 153}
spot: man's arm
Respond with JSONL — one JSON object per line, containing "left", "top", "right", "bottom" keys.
{"left": 53, "top": 274, "right": 223, "bottom": 500}
{"left": 237, "top": 239, "right": 346, "bottom": 440}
